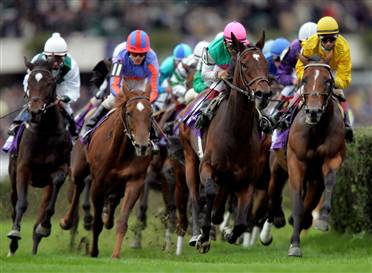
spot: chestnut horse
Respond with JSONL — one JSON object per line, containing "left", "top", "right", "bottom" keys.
{"left": 286, "top": 60, "right": 346, "bottom": 257}
{"left": 179, "top": 32, "right": 272, "bottom": 253}
{"left": 7, "top": 58, "right": 71, "bottom": 255}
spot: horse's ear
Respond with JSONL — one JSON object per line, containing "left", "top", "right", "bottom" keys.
{"left": 230, "top": 32, "right": 245, "bottom": 53}
{"left": 121, "top": 80, "right": 130, "bottom": 101}
{"left": 24, "top": 56, "right": 34, "bottom": 70}
{"left": 144, "top": 83, "right": 151, "bottom": 99}
{"left": 255, "top": 31, "right": 265, "bottom": 50}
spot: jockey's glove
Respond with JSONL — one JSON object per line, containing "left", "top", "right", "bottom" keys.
{"left": 259, "top": 115, "right": 273, "bottom": 134}
{"left": 58, "top": 95, "right": 71, "bottom": 103}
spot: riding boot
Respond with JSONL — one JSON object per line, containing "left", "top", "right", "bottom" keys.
{"left": 344, "top": 110, "right": 354, "bottom": 143}
{"left": 66, "top": 113, "right": 78, "bottom": 140}
{"left": 80, "top": 104, "right": 109, "bottom": 137}
{"left": 195, "top": 99, "right": 211, "bottom": 129}
{"left": 8, "top": 106, "right": 30, "bottom": 136}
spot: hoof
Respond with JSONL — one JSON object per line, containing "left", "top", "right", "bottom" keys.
{"left": 102, "top": 212, "right": 114, "bottom": 230}
{"left": 273, "top": 216, "right": 286, "bottom": 228}
{"left": 59, "top": 218, "right": 72, "bottom": 230}
{"left": 35, "top": 224, "right": 51, "bottom": 237}
{"left": 288, "top": 244, "right": 302, "bottom": 257}
{"left": 130, "top": 240, "right": 142, "bottom": 249}
{"left": 196, "top": 240, "right": 211, "bottom": 254}
{"left": 7, "top": 230, "right": 21, "bottom": 240}
{"left": 314, "top": 219, "right": 329, "bottom": 232}
{"left": 259, "top": 236, "right": 273, "bottom": 246}
{"left": 188, "top": 235, "right": 200, "bottom": 247}
{"left": 83, "top": 215, "right": 93, "bottom": 230}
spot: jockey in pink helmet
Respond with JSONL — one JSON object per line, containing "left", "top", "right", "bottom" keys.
{"left": 223, "top": 21, "right": 250, "bottom": 45}
{"left": 194, "top": 21, "right": 250, "bottom": 129}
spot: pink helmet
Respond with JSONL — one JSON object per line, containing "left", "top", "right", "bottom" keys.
{"left": 223, "top": 21, "right": 249, "bottom": 45}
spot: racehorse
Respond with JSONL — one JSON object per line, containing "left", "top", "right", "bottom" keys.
{"left": 286, "top": 57, "right": 346, "bottom": 257}
{"left": 179, "top": 32, "right": 272, "bottom": 253}
{"left": 86, "top": 88, "right": 153, "bottom": 258}
{"left": 7, "top": 58, "right": 71, "bottom": 255}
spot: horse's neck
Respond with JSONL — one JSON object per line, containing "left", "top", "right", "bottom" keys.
{"left": 111, "top": 113, "right": 131, "bottom": 158}
{"left": 31, "top": 107, "right": 65, "bottom": 133}
{"left": 225, "top": 90, "right": 256, "bottom": 132}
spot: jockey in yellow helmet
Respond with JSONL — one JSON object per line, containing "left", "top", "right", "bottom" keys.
{"left": 295, "top": 16, "right": 354, "bottom": 142}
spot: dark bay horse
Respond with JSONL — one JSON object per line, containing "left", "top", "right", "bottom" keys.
{"left": 7, "top": 58, "right": 71, "bottom": 255}
{"left": 286, "top": 60, "right": 346, "bottom": 257}
{"left": 179, "top": 32, "right": 272, "bottom": 253}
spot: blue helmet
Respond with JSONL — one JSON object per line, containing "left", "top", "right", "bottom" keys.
{"left": 270, "top": 38, "right": 290, "bottom": 58}
{"left": 173, "top": 43, "right": 192, "bottom": 61}
{"left": 262, "top": 39, "right": 274, "bottom": 56}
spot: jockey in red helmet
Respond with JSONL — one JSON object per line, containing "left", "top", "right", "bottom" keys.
{"left": 81, "top": 30, "right": 160, "bottom": 143}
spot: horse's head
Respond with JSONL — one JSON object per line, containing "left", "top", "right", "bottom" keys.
{"left": 24, "top": 57, "right": 57, "bottom": 121}
{"left": 230, "top": 31, "right": 272, "bottom": 109}
{"left": 116, "top": 87, "right": 153, "bottom": 157}
{"left": 300, "top": 56, "right": 334, "bottom": 125}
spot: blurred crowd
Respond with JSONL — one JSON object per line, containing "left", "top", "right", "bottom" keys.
{"left": 1, "top": 0, "right": 371, "bottom": 39}
{"left": 0, "top": 0, "right": 371, "bottom": 146}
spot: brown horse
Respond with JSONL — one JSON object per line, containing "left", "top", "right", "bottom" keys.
{"left": 179, "top": 32, "right": 272, "bottom": 253}
{"left": 286, "top": 59, "right": 346, "bottom": 257}
{"left": 7, "top": 58, "right": 71, "bottom": 255}
{"left": 87, "top": 88, "right": 153, "bottom": 258}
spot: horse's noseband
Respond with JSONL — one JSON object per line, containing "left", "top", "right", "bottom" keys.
{"left": 120, "top": 95, "right": 152, "bottom": 150}
{"left": 301, "top": 63, "right": 334, "bottom": 124}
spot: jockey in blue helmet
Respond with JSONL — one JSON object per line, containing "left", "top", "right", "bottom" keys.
{"left": 266, "top": 37, "right": 290, "bottom": 77}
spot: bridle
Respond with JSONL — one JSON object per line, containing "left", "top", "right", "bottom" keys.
{"left": 300, "top": 63, "right": 334, "bottom": 119}
{"left": 27, "top": 68, "right": 58, "bottom": 114}
{"left": 223, "top": 46, "right": 270, "bottom": 102}
{"left": 118, "top": 95, "right": 152, "bottom": 149}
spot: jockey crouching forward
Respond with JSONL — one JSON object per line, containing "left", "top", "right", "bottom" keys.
{"left": 8, "top": 32, "right": 80, "bottom": 140}
{"left": 80, "top": 29, "right": 161, "bottom": 150}
{"left": 194, "top": 21, "right": 251, "bottom": 130}
{"left": 281, "top": 16, "right": 354, "bottom": 143}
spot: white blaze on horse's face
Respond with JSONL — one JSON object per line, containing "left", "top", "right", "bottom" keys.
{"left": 35, "top": 73, "right": 43, "bottom": 82}
{"left": 136, "top": 102, "right": 145, "bottom": 112}
{"left": 313, "top": 69, "right": 320, "bottom": 91}
{"left": 253, "top": 53, "right": 260, "bottom": 61}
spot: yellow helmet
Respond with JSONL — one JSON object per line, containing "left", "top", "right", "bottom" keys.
{"left": 317, "top": 16, "right": 339, "bottom": 35}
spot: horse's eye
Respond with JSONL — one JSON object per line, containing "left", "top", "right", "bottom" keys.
{"left": 241, "top": 63, "right": 248, "bottom": 69}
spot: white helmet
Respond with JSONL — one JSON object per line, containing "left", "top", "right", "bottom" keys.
{"left": 44, "top": 32, "right": 68, "bottom": 56}
{"left": 215, "top": 32, "right": 224, "bottom": 40}
{"left": 298, "top": 22, "right": 317, "bottom": 42}
{"left": 193, "top": 40, "right": 209, "bottom": 59}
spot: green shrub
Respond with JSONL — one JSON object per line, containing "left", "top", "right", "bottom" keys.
{"left": 332, "top": 126, "right": 372, "bottom": 233}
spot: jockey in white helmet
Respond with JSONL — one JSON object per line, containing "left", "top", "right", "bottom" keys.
{"left": 9, "top": 32, "right": 80, "bottom": 138}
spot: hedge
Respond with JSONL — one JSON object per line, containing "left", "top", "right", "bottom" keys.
{"left": 332, "top": 126, "right": 372, "bottom": 233}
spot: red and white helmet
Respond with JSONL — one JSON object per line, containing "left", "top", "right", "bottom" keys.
{"left": 44, "top": 32, "right": 68, "bottom": 56}
{"left": 223, "top": 21, "right": 249, "bottom": 45}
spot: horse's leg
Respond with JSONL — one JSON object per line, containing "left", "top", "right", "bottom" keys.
{"left": 32, "top": 184, "right": 52, "bottom": 255}
{"left": 60, "top": 161, "right": 90, "bottom": 230}
{"left": 226, "top": 184, "right": 254, "bottom": 244}
{"left": 302, "top": 178, "right": 324, "bottom": 230}
{"left": 161, "top": 159, "right": 177, "bottom": 251}
{"left": 8, "top": 165, "right": 31, "bottom": 255}
{"left": 287, "top": 151, "right": 306, "bottom": 257}
{"left": 90, "top": 182, "right": 104, "bottom": 257}
{"left": 184, "top": 148, "right": 201, "bottom": 246}
{"left": 36, "top": 169, "right": 66, "bottom": 238}
{"left": 175, "top": 162, "right": 189, "bottom": 256}
{"left": 82, "top": 176, "right": 93, "bottom": 230}
{"left": 112, "top": 179, "right": 144, "bottom": 259}
{"left": 248, "top": 188, "right": 267, "bottom": 247}
{"left": 315, "top": 167, "right": 338, "bottom": 231}
{"left": 8, "top": 166, "right": 19, "bottom": 256}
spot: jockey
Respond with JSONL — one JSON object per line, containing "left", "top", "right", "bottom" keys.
{"left": 8, "top": 32, "right": 80, "bottom": 138}
{"left": 262, "top": 39, "right": 274, "bottom": 55}
{"left": 295, "top": 16, "right": 354, "bottom": 142}
{"left": 80, "top": 30, "right": 161, "bottom": 147}
{"left": 194, "top": 21, "right": 250, "bottom": 129}
{"left": 172, "top": 40, "right": 209, "bottom": 104}
{"left": 270, "top": 22, "right": 317, "bottom": 123}
{"left": 265, "top": 37, "right": 290, "bottom": 78}
{"left": 154, "top": 43, "right": 192, "bottom": 109}
{"left": 187, "top": 33, "right": 223, "bottom": 104}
